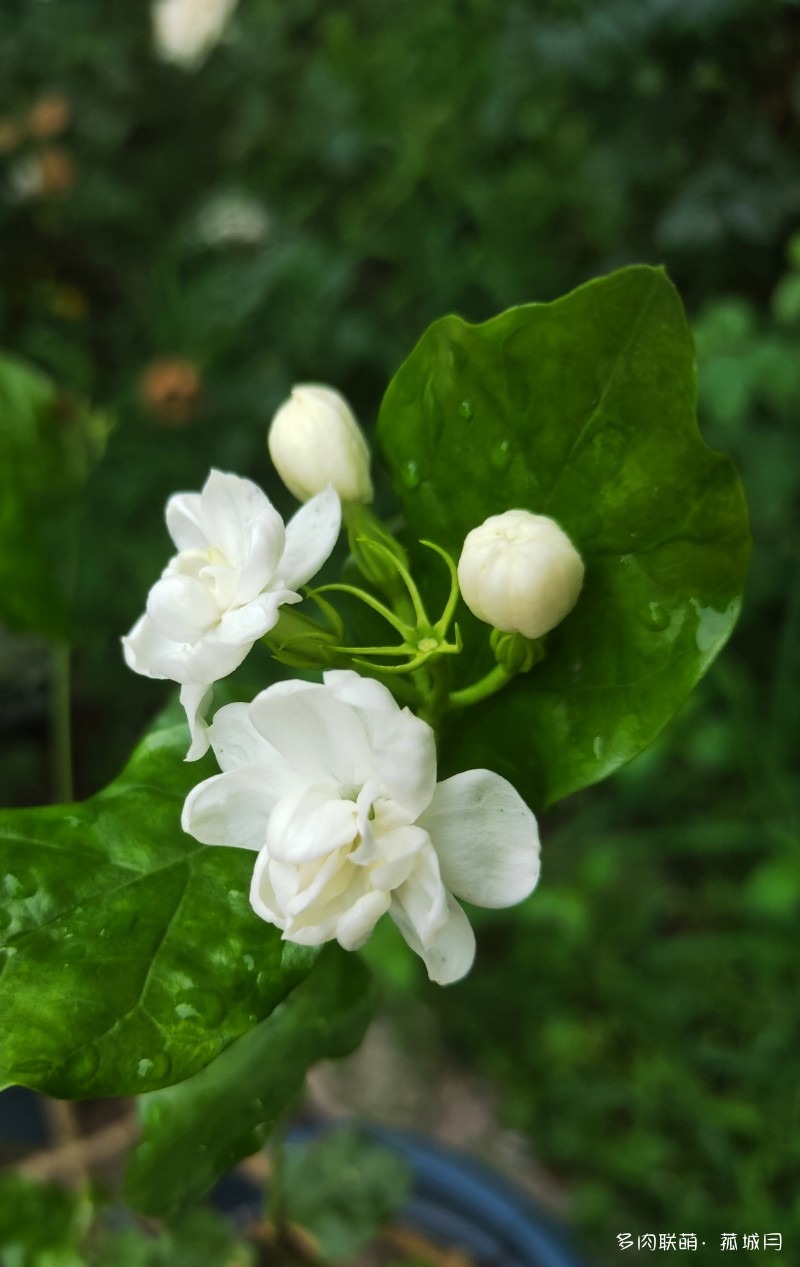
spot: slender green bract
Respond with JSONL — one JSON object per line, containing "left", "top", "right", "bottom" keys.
{"left": 378, "top": 266, "right": 751, "bottom": 807}
{"left": 0, "top": 714, "right": 317, "bottom": 1098}
{"left": 126, "top": 949, "right": 376, "bottom": 1216}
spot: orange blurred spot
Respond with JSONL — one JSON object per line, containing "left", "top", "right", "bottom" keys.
{"left": 139, "top": 358, "right": 203, "bottom": 426}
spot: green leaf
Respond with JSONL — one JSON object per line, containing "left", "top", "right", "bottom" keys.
{"left": 0, "top": 712, "right": 317, "bottom": 1097}
{"left": 125, "top": 948, "right": 376, "bottom": 1217}
{"left": 279, "top": 1128, "right": 412, "bottom": 1262}
{"left": 0, "top": 351, "right": 112, "bottom": 640}
{"left": 0, "top": 1172, "right": 87, "bottom": 1267}
{"left": 378, "top": 266, "right": 750, "bottom": 806}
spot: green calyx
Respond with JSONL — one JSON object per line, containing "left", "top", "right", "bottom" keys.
{"left": 311, "top": 538, "right": 462, "bottom": 676}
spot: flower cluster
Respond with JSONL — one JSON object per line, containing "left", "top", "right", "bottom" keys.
{"left": 124, "top": 383, "right": 586, "bottom": 981}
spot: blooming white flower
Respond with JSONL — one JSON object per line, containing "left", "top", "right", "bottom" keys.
{"left": 182, "top": 670, "right": 539, "bottom": 984}
{"left": 153, "top": 0, "right": 239, "bottom": 70}
{"left": 458, "top": 510, "right": 584, "bottom": 640}
{"left": 269, "top": 385, "right": 374, "bottom": 505}
{"left": 123, "top": 470, "right": 341, "bottom": 758}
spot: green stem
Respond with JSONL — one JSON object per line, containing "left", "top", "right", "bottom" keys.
{"left": 49, "top": 641, "right": 74, "bottom": 804}
{"left": 447, "top": 663, "right": 513, "bottom": 711}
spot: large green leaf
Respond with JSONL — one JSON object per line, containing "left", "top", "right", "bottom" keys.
{"left": 0, "top": 713, "right": 317, "bottom": 1098}
{"left": 126, "top": 948, "right": 376, "bottom": 1217}
{"left": 378, "top": 266, "right": 750, "bottom": 807}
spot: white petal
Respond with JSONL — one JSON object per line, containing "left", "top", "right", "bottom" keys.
{"left": 216, "top": 590, "right": 295, "bottom": 644}
{"left": 322, "top": 669, "right": 398, "bottom": 714}
{"left": 171, "top": 634, "right": 252, "bottom": 684}
{"left": 336, "top": 889, "right": 391, "bottom": 951}
{"left": 234, "top": 506, "right": 288, "bottom": 604}
{"left": 279, "top": 485, "right": 341, "bottom": 589}
{"left": 324, "top": 671, "right": 437, "bottom": 818}
{"left": 209, "top": 701, "right": 296, "bottom": 776}
{"left": 419, "top": 770, "right": 540, "bottom": 909}
{"left": 147, "top": 573, "right": 220, "bottom": 643}
{"left": 166, "top": 491, "right": 207, "bottom": 552}
{"left": 391, "top": 889, "right": 476, "bottom": 985}
{"left": 181, "top": 682, "right": 213, "bottom": 760}
{"left": 182, "top": 766, "right": 281, "bottom": 850}
{"left": 249, "top": 680, "right": 373, "bottom": 785}
{"left": 266, "top": 783, "right": 359, "bottom": 863}
{"left": 200, "top": 470, "right": 274, "bottom": 568}
{"left": 390, "top": 845, "right": 448, "bottom": 948}
{"left": 121, "top": 613, "right": 172, "bottom": 680}
{"left": 249, "top": 851, "right": 285, "bottom": 928}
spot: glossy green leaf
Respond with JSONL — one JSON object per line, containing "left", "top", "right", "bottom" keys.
{"left": 0, "top": 712, "right": 317, "bottom": 1098}
{"left": 126, "top": 948, "right": 376, "bottom": 1217}
{"left": 378, "top": 266, "right": 750, "bottom": 806}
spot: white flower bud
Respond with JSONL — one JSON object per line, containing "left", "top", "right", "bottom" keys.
{"left": 458, "top": 510, "right": 584, "bottom": 640}
{"left": 268, "top": 384, "right": 374, "bottom": 505}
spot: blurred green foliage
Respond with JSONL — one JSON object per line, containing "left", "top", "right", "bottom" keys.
{"left": 0, "top": 0, "right": 798, "bottom": 1262}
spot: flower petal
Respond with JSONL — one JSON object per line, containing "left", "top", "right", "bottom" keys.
{"left": 249, "top": 680, "right": 373, "bottom": 785}
{"left": 323, "top": 670, "right": 437, "bottom": 817}
{"left": 391, "top": 889, "right": 476, "bottom": 985}
{"left": 209, "top": 701, "right": 296, "bottom": 777}
{"left": 216, "top": 589, "right": 295, "bottom": 644}
{"left": 249, "top": 850, "right": 285, "bottom": 929}
{"left": 336, "top": 889, "right": 391, "bottom": 951}
{"left": 200, "top": 469, "right": 274, "bottom": 568}
{"left": 390, "top": 844, "right": 448, "bottom": 948}
{"left": 234, "top": 506, "right": 288, "bottom": 604}
{"left": 182, "top": 766, "right": 284, "bottom": 850}
{"left": 147, "top": 573, "right": 220, "bottom": 643}
{"left": 279, "top": 485, "right": 341, "bottom": 589}
{"left": 166, "top": 491, "right": 207, "bottom": 552}
{"left": 419, "top": 770, "right": 540, "bottom": 909}
{"left": 181, "top": 682, "right": 214, "bottom": 760}
{"left": 266, "top": 783, "right": 359, "bottom": 863}
{"left": 121, "top": 613, "right": 172, "bottom": 680}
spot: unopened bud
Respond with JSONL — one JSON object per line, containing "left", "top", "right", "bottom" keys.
{"left": 458, "top": 509, "right": 584, "bottom": 640}
{"left": 268, "top": 384, "right": 374, "bottom": 505}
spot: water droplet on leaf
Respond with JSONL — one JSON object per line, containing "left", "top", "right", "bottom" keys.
{"left": 138, "top": 1051, "right": 172, "bottom": 1081}
{"left": 490, "top": 439, "right": 512, "bottom": 472}
{"left": 644, "top": 602, "right": 670, "bottom": 632}
{"left": 174, "top": 987, "right": 225, "bottom": 1028}
{"left": 458, "top": 400, "right": 473, "bottom": 419}
{"left": 61, "top": 1045, "right": 100, "bottom": 1084}
{"left": 399, "top": 460, "right": 421, "bottom": 491}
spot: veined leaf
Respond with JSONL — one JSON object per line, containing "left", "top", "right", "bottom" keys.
{"left": 378, "top": 266, "right": 750, "bottom": 806}
{"left": 0, "top": 713, "right": 317, "bottom": 1097}
{"left": 126, "top": 948, "right": 376, "bottom": 1216}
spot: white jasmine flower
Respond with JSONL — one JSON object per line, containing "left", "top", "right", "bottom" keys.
{"left": 182, "top": 670, "right": 539, "bottom": 984}
{"left": 153, "top": 0, "right": 239, "bottom": 70}
{"left": 458, "top": 509, "right": 585, "bottom": 640}
{"left": 269, "top": 385, "right": 374, "bottom": 505}
{"left": 123, "top": 470, "right": 341, "bottom": 758}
